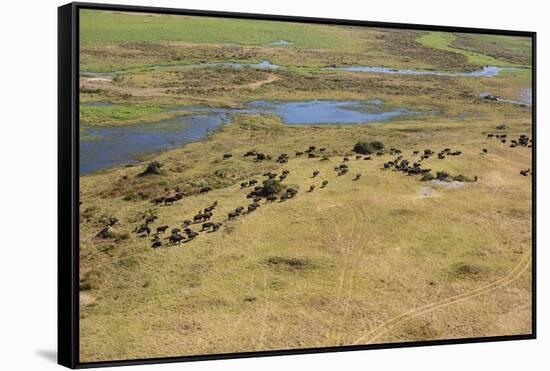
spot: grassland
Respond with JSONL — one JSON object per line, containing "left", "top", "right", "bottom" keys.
{"left": 417, "top": 32, "right": 524, "bottom": 67}
{"left": 78, "top": 10, "right": 533, "bottom": 363}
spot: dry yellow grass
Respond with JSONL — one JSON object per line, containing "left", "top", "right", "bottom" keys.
{"left": 79, "top": 110, "right": 532, "bottom": 362}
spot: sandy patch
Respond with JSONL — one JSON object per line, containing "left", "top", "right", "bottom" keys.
{"left": 83, "top": 77, "right": 112, "bottom": 83}
{"left": 430, "top": 180, "right": 466, "bottom": 189}
{"left": 417, "top": 186, "right": 437, "bottom": 198}
{"left": 80, "top": 293, "right": 96, "bottom": 306}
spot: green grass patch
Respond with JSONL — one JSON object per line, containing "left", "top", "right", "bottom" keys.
{"left": 417, "top": 31, "right": 521, "bottom": 67}
{"left": 80, "top": 10, "right": 353, "bottom": 50}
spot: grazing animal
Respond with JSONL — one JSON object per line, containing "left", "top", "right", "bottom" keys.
{"left": 152, "top": 196, "right": 165, "bottom": 205}
{"left": 171, "top": 228, "right": 181, "bottom": 235}
{"left": 187, "top": 231, "right": 198, "bottom": 240}
{"left": 156, "top": 225, "right": 169, "bottom": 234}
{"left": 482, "top": 148, "right": 488, "bottom": 154}
{"left": 413, "top": 151, "right": 419, "bottom": 156}
{"left": 166, "top": 234, "right": 184, "bottom": 245}
{"left": 282, "top": 170, "right": 290, "bottom": 176}
{"left": 135, "top": 225, "right": 151, "bottom": 236}
{"left": 376, "top": 151, "right": 384, "bottom": 156}
{"left": 193, "top": 214, "right": 204, "bottom": 223}
{"left": 520, "top": 169, "right": 531, "bottom": 176}
{"left": 228, "top": 211, "right": 238, "bottom": 220}
{"left": 295, "top": 151, "right": 304, "bottom": 157}
{"left": 212, "top": 222, "right": 222, "bottom": 231}
{"left": 312, "top": 170, "right": 320, "bottom": 177}
{"left": 364, "top": 156, "right": 371, "bottom": 160}
{"left": 353, "top": 173, "right": 362, "bottom": 181}
{"left": 266, "top": 194, "right": 278, "bottom": 202}
{"left": 343, "top": 157, "right": 349, "bottom": 162}
{"left": 182, "top": 220, "right": 192, "bottom": 227}
{"left": 151, "top": 236, "right": 162, "bottom": 248}
{"left": 145, "top": 215, "right": 157, "bottom": 225}
{"left": 320, "top": 147, "right": 326, "bottom": 152}
{"left": 223, "top": 153, "right": 233, "bottom": 159}
{"left": 201, "top": 222, "right": 213, "bottom": 231}
{"left": 164, "top": 196, "right": 177, "bottom": 205}
{"left": 308, "top": 185, "right": 315, "bottom": 192}
{"left": 321, "top": 180, "right": 328, "bottom": 188}
{"left": 248, "top": 179, "right": 258, "bottom": 186}
{"left": 279, "top": 174, "right": 287, "bottom": 181}
{"left": 286, "top": 188, "right": 298, "bottom": 198}
{"left": 240, "top": 182, "right": 248, "bottom": 189}
{"left": 356, "top": 155, "right": 362, "bottom": 160}
{"left": 199, "top": 186, "right": 212, "bottom": 194}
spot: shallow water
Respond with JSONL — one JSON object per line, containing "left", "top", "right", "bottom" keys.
{"left": 81, "top": 101, "right": 114, "bottom": 107}
{"left": 269, "top": 40, "right": 292, "bottom": 46}
{"left": 327, "top": 65, "right": 521, "bottom": 77}
{"left": 520, "top": 88, "right": 532, "bottom": 105}
{"left": 80, "top": 114, "right": 227, "bottom": 174}
{"left": 80, "top": 100, "right": 419, "bottom": 174}
{"left": 480, "top": 89, "right": 532, "bottom": 106}
{"left": 154, "top": 60, "right": 280, "bottom": 70}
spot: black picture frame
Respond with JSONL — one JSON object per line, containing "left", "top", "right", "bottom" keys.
{"left": 58, "top": 2, "right": 537, "bottom": 368}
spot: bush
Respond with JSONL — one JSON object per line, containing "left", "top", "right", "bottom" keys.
{"left": 353, "top": 141, "right": 384, "bottom": 155}
{"left": 420, "top": 173, "right": 435, "bottom": 181}
{"left": 258, "top": 179, "right": 283, "bottom": 196}
{"left": 123, "top": 193, "right": 135, "bottom": 201}
{"left": 138, "top": 161, "right": 163, "bottom": 176}
{"left": 436, "top": 171, "right": 450, "bottom": 181}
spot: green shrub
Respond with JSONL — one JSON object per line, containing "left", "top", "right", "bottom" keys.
{"left": 123, "top": 193, "right": 135, "bottom": 201}
{"left": 420, "top": 173, "right": 435, "bottom": 181}
{"left": 353, "top": 141, "right": 384, "bottom": 155}
{"left": 259, "top": 179, "right": 283, "bottom": 196}
{"left": 436, "top": 171, "right": 450, "bottom": 181}
{"left": 138, "top": 161, "right": 163, "bottom": 176}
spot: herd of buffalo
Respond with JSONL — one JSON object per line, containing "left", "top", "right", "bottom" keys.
{"left": 98, "top": 127, "right": 532, "bottom": 250}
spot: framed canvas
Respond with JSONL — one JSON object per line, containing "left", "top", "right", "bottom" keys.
{"left": 58, "top": 2, "right": 536, "bottom": 368}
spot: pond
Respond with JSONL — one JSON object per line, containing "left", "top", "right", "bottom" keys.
{"left": 80, "top": 100, "right": 420, "bottom": 174}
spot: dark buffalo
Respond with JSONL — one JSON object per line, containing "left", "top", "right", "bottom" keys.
{"left": 156, "top": 225, "right": 169, "bottom": 234}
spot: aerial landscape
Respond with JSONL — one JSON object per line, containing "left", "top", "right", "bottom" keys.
{"left": 78, "top": 9, "right": 533, "bottom": 362}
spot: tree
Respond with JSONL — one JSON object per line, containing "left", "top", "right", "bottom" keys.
{"left": 139, "top": 161, "right": 163, "bottom": 176}
{"left": 258, "top": 179, "right": 283, "bottom": 196}
{"left": 353, "top": 141, "right": 384, "bottom": 154}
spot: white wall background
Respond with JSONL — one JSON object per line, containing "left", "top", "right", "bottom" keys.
{"left": 0, "top": 0, "right": 546, "bottom": 369}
